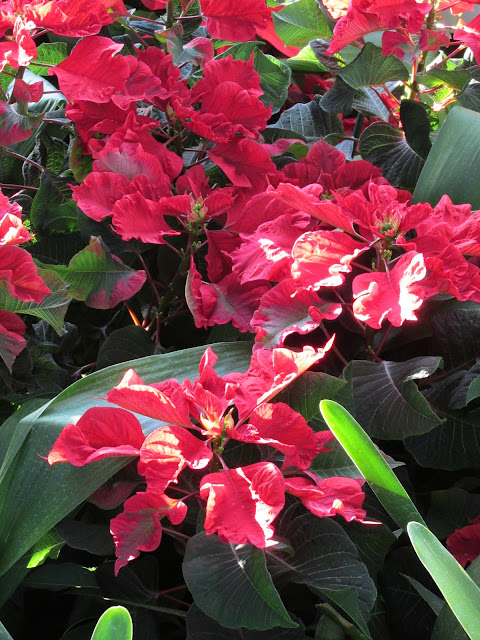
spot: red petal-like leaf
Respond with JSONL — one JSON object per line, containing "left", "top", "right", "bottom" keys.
{"left": 285, "top": 476, "right": 367, "bottom": 522}
{"left": 200, "top": 462, "right": 285, "bottom": 547}
{"left": 111, "top": 491, "right": 187, "bottom": 574}
{"left": 199, "top": 0, "right": 270, "bottom": 41}
{"left": 0, "top": 246, "right": 51, "bottom": 303}
{"left": 0, "top": 310, "right": 26, "bottom": 372}
{"left": 47, "top": 406, "right": 145, "bottom": 467}
{"left": 0, "top": 101, "right": 43, "bottom": 146}
{"left": 209, "top": 137, "right": 277, "bottom": 189}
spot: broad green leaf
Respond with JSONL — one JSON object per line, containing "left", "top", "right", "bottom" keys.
{"left": 349, "top": 357, "right": 443, "bottom": 439}
{"left": 48, "top": 236, "right": 146, "bottom": 309}
{"left": 253, "top": 51, "right": 291, "bottom": 114}
{"left": 272, "top": 0, "right": 332, "bottom": 48}
{"left": 359, "top": 121, "right": 427, "bottom": 189}
{"left": 407, "top": 522, "right": 480, "bottom": 640}
{"left": 456, "top": 66, "right": 480, "bottom": 112}
{"left": 318, "top": 587, "right": 372, "bottom": 640}
{"left": 321, "top": 78, "right": 390, "bottom": 120}
{"left": 271, "top": 95, "right": 343, "bottom": 141}
{"left": 215, "top": 41, "right": 261, "bottom": 61}
{"left": 432, "top": 556, "right": 480, "bottom": 640}
{"left": 319, "top": 400, "right": 426, "bottom": 530}
{"left": 345, "top": 522, "right": 396, "bottom": 581}
{"left": 417, "top": 69, "right": 471, "bottom": 91}
{"left": 0, "top": 341, "right": 253, "bottom": 578}
{"left": 404, "top": 370, "right": 480, "bottom": 470}
{"left": 23, "top": 562, "right": 98, "bottom": 591}
{"left": 30, "top": 172, "right": 80, "bottom": 234}
{"left": 28, "top": 42, "right": 68, "bottom": 76}
{"left": 467, "top": 374, "right": 480, "bottom": 404}
{"left": 0, "top": 269, "right": 71, "bottom": 335}
{"left": 268, "top": 512, "right": 376, "bottom": 635}
{"left": 183, "top": 533, "right": 297, "bottom": 630}
{"left": 400, "top": 100, "right": 432, "bottom": 158}
{"left": 185, "top": 605, "right": 306, "bottom": 639}
{"left": 403, "top": 575, "right": 444, "bottom": 615}
{"left": 90, "top": 606, "right": 133, "bottom": 640}
{"left": 427, "top": 487, "right": 480, "bottom": 540}
{"left": 338, "top": 43, "right": 409, "bottom": 88}
{"left": 285, "top": 44, "right": 328, "bottom": 72}
{"left": 413, "top": 106, "right": 480, "bottom": 209}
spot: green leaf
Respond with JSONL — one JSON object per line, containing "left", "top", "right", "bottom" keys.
{"left": 403, "top": 575, "right": 445, "bottom": 615}
{"left": 467, "top": 374, "right": 480, "bottom": 404}
{"left": 407, "top": 522, "right": 480, "bottom": 640}
{"left": 338, "top": 43, "right": 409, "bottom": 88}
{"left": 285, "top": 44, "right": 328, "bottom": 73}
{"left": 349, "top": 357, "right": 443, "bottom": 439}
{"left": 96, "top": 326, "right": 154, "bottom": 370}
{"left": 272, "top": 0, "right": 332, "bottom": 48}
{"left": 0, "top": 341, "right": 253, "bottom": 578}
{"left": 271, "top": 95, "right": 343, "bottom": 141}
{"left": 359, "top": 120, "right": 427, "bottom": 189}
{"left": 30, "top": 172, "right": 80, "bottom": 234}
{"left": 90, "top": 606, "right": 133, "bottom": 640}
{"left": 28, "top": 42, "right": 68, "bottom": 76}
{"left": 49, "top": 236, "right": 146, "bottom": 309}
{"left": 253, "top": 51, "right": 291, "bottom": 114}
{"left": 413, "top": 106, "right": 480, "bottom": 209}
{"left": 0, "top": 621, "right": 13, "bottom": 640}
{"left": 268, "top": 513, "right": 376, "bottom": 635}
{"left": 182, "top": 533, "right": 297, "bottom": 630}
{"left": 417, "top": 69, "right": 471, "bottom": 91}
{"left": 400, "top": 100, "right": 432, "bottom": 158}
{"left": 321, "top": 77, "right": 391, "bottom": 120}
{"left": 0, "top": 101, "right": 44, "bottom": 146}
{"left": 432, "top": 556, "right": 480, "bottom": 640}
{"left": 427, "top": 487, "right": 480, "bottom": 540}
{"left": 319, "top": 400, "right": 426, "bottom": 530}
{"left": 404, "top": 370, "right": 480, "bottom": 470}
{"left": 456, "top": 66, "right": 480, "bottom": 112}
{"left": 23, "top": 562, "right": 98, "bottom": 591}
{"left": 0, "top": 268, "right": 71, "bottom": 335}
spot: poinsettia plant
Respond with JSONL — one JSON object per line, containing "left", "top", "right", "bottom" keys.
{"left": 2, "top": 0, "right": 480, "bottom": 638}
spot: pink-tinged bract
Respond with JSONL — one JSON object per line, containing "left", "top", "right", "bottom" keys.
{"left": 0, "top": 310, "right": 26, "bottom": 372}
{"left": 209, "top": 137, "right": 278, "bottom": 189}
{"left": 47, "top": 406, "right": 145, "bottom": 467}
{"left": 111, "top": 492, "right": 187, "bottom": 574}
{"left": 285, "top": 476, "right": 368, "bottom": 523}
{"left": 352, "top": 251, "right": 427, "bottom": 329}
{"left": 200, "top": 462, "right": 285, "bottom": 547}
{"left": 0, "top": 245, "right": 51, "bottom": 303}
{"left": 199, "top": 0, "right": 270, "bottom": 42}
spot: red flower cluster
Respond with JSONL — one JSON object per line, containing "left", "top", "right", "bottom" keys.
{"left": 48, "top": 343, "right": 373, "bottom": 573}
{"left": 447, "top": 515, "right": 480, "bottom": 567}
{"left": 0, "top": 189, "right": 50, "bottom": 369}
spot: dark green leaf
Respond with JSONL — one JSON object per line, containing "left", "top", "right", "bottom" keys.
{"left": 359, "top": 121, "right": 427, "bottom": 189}
{"left": 48, "top": 236, "right": 146, "bottom": 309}
{"left": 427, "top": 487, "right": 480, "bottom": 540}
{"left": 321, "top": 78, "right": 390, "bottom": 120}
{"left": 349, "top": 357, "right": 443, "bottom": 439}
{"left": 0, "top": 102, "right": 43, "bottom": 146}
{"left": 467, "top": 374, "right": 480, "bottom": 404}
{"left": 272, "top": 95, "right": 343, "bottom": 141}
{"left": 272, "top": 0, "right": 332, "bottom": 47}
{"left": 417, "top": 69, "right": 471, "bottom": 91}
{"left": 253, "top": 51, "right": 291, "bottom": 114}
{"left": 96, "top": 326, "right": 154, "bottom": 370}
{"left": 183, "top": 533, "right": 297, "bottom": 630}
{"left": 185, "top": 604, "right": 305, "bottom": 639}
{"left": 345, "top": 522, "right": 396, "bottom": 581}
{"left": 456, "top": 66, "right": 480, "bottom": 112}
{"left": 338, "top": 43, "right": 409, "bottom": 88}
{"left": 23, "top": 562, "right": 98, "bottom": 591}
{"left": 400, "top": 100, "right": 432, "bottom": 158}
{"left": 268, "top": 513, "right": 376, "bottom": 633}
{"left": 30, "top": 173, "right": 80, "bottom": 234}
{"left": 429, "top": 300, "right": 480, "bottom": 369}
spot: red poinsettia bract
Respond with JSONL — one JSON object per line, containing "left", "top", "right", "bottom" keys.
{"left": 47, "top": 342, "right": 373, "bottom": 572}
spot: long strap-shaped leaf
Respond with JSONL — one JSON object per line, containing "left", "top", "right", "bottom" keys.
{"left": 319, "top": 399, "right": 425, "bottom": 530}
{"left": 90, "top": 606, "right": 133, "bottom": 640}
{"left": 408, "top": 523, "right": 480, "bottom": 640}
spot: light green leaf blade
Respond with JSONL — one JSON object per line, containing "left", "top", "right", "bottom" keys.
{"left": 338, "top": 43, "right": 409, "bottom": 88}
{"left": 28, "top": 42, "right": 68, "bottom": 76}
{"left": 272, "top": 0, "right": 332, "bottom": 48}
{"left": 407, "top": 522, "right": 480, "bottom": 640}
{"left": 91, "top": 606, "right": 133, "bottom": 640}
{"left": 0, "top": 620, "right": 13, "bottom": 640}
{"left": 319, "top": 400, "right": 426, "bottom": 530}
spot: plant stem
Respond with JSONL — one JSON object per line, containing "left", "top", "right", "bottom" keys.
{"left": 0, "top": 148, "right": 45, "bottom": 172}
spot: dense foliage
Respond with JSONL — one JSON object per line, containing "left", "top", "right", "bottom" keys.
{"left": 1, "top": 0, "right": 480, "bottom": 638}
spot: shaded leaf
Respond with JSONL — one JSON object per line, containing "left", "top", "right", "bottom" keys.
{"left": 400, "top": 100, "right": 432, "bottom": 158}
{"left": 0, "top": 101, "right": 44, "bottom": 146}
{"left": 96, "top": 326, "right": 154, "bottom": 370}
{"left": 349, "top": 357, "right": 443, "bottom": 439}
{"left": 182, "top": 533, "right": 297, "bottom": 630}
{"left": 427, "top": 487, "right": 480, "bottom": 540}
{"left": 456, "top": 66, "right": 480, "bottom": 112}
{"left": 185, "top": 604, "right": 305, "bottom": 639}
{"left": 30, "top": 172, "right": 79, "bottom": 234}
{"left": 23, "top": 562, "right": 98, "bottom": 591}
{"left": 272, "top": 95, "right": 343, "bottom": 141}
{"left": 321, "top": 77, "right": 390, "bottom": 120}
{"left": 253, "top": 51, "right": 291, "bottom": 114}
{"left": 338, "top": 43, "right": 409, "bottom": 88}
